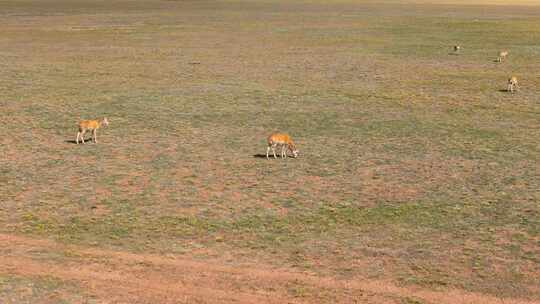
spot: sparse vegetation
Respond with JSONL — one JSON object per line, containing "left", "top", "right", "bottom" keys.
{"left": 1, "top": 0, "right": 539, "bottom": 303}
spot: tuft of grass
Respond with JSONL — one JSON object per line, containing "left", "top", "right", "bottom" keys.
{"left": 0, "top": 274, "right": 88, "bottom": 304}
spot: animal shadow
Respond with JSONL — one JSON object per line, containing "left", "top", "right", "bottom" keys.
{"left": 65, "top": 139, "right": 95, "bottom": 144}
{"left": 253, "top": 153, "right": 297, "bottom": 159}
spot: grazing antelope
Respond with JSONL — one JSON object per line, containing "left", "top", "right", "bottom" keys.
{"left": 507, "top": 76, "right": 518, "bottom": 93}
{"left": 453, "top": 45, "right": 461, "bottom": 54}
{"left": 266, "top": 133, "right": 299, "bottom": 159}
{"left": 497, "top": 51, "right": 509, "bottom": 62}
{"left": 76, "top": 117, "right": 109, "bottom": 144}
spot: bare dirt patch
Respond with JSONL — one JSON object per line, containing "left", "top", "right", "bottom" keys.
{"left": 1, "top": 0, "right": 539, "bottom": 302}
{"left": 1, "top": 233, "right": 536, "bottom": 304}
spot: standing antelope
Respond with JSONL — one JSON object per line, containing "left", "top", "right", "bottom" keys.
{"left": 497, "top": 51, "right": 509, "bottom": 62}
{"left": 266, "top": 133, "right": 299, "bottom": 159}
{"left": 453, "top": 45, "right": 461, "bottom": 54}
{"left": 507, "top": 76, "right": 518, "bottom": 93}
{"left": 76, "top": 117, "right": 109, "bottom": 144}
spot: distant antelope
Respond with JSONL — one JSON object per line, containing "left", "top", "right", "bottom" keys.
{"left": 497, "top": 51, "right": 509, "bottom": 62}
{"left": 266, "top": 133, "right": 299, "bottom": 159}
{"left": 76, "top": 117, "right": 109, "bottom": 144}
{"left": 507, "top": 76, "right": 518, "bottom": 93}
{"left": 453, "top": 45, "right": 461, "bottom": 54}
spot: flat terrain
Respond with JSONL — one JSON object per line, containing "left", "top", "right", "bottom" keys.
{"left": 1, "top": 0, "right": 539, "bottom": 303}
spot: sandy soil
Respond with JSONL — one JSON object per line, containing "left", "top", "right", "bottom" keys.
{"left": 1, "top": 0, "right": 539, "bottom": 302}
{"left": 1, "top": 233, "right": 536, "bottom": 304}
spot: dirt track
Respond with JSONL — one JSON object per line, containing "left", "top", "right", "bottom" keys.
{"left": 1, "top": 234, "right": 536, "bottom": 304}
{"left": 1, "top": 0, "right": 539, "bottom": 302}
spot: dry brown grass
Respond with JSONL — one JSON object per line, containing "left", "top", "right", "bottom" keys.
{"left": 0, "top": 0, "right": 539, "bottom": 303}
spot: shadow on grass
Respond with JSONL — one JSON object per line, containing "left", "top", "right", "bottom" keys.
{"left": 253, "top": 154, "right": 299, "bottom": 159}
{"left": 253, "top": 154, "right": 270, "bottom": 159}
{"left": 253, "top": 154, "right": 288, "bottom": 159}
{"left": 65, "top": 139, "right": 95, "bottom": 144}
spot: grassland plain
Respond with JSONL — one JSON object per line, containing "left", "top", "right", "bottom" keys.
{"left": 0, "top": 0, "right": 539, "bottom": 303}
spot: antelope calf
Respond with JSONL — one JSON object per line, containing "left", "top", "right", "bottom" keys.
{"left": 76, "top": 117, "right": 109, "bottom": 144}
{"left": 507, "top": 76, "right": 518, "bottom": 93}
{"left": 266, "top": 133, "right": 299, "bottom": 159}
{"left": 497, "top": 51, "right": 509, "bottom": 62}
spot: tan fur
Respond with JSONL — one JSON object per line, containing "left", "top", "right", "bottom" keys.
{"left": 266, "top": 133, "right": 299, "bottom": 159}
{"left": 497, "top": 50, "right": 509, "bottom": 62}
{"left": 507, "top": 76, "right": 518, "bottom": 93}
{"left": 76, "top": 117, "right": 109, "bottom": 144}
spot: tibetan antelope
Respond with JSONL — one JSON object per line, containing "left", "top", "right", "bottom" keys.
{"left": 266, "top": 133, "right": 299, "bottom": 159}
{"left": 497, "top": 51, "right": 509, "bottom": 62}
{"left": 453, "top": 45, "right": 461, "bottom": 54}
{"left": 507, "top": 76, "right": 518, "bottom": 93}
{"left": 76, "top": 117, "right": 109, "bottom": 144}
